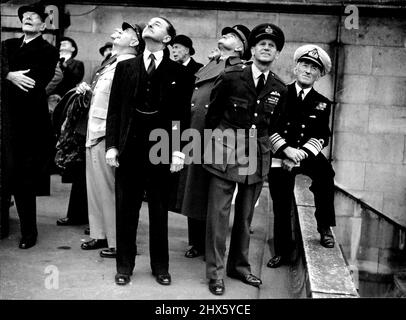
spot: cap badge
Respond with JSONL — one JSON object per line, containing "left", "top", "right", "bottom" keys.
{"left": 308, "top": 48, "right": 319, "bottom": 59}
{"left": 265, "top": 26, "right": 273, "bottom": 34}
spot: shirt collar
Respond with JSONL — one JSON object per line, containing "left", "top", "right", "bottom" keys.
{"left": 143, "top": 48, "right": 164, "bottom": 64}
{"left": 295, "top": 82, "right": 312, "bottom": 98}
{"left": 182, "top": 57, "right": 191, "bottom": 66}
{"left": 117, "top": 53, "right": 135, "bottom": 63}
{"left": 23, "top": 34, "right": 41, "bottom": 44}
{"left": 251, "top": 62, "right": 270, "bottom": 81}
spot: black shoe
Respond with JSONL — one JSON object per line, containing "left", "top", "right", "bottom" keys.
{"left": 319, "top": 228, "right": 335, "bottom": 248}
{"left": 56, "top": 217, "right": 85, "bottom": 226}
{"left": 185, "top": 246, "right": 204, "bottom": 258}
{"left": 19, "top": 237, "right": 37, "bottom": 249}
{"left": 153, "top": 272, "right": 171, "bottom": 285}
{"left": 115, "top": 273, "right": 131, "bottom": 286}
{"left": 227, "top": 272, "right": 262, "bottom": 288}
{"left": 84, "top": 227, "right": 90, "bottom": 235}
{"left": 267, "top": 255, "right": 286, "bottom": 268}
{"left": 100, "top": 248, "right": 116, "bottom": 258}
{"left": 81, "top": 239, "right": 108, "bottom": 250}
{"left": 208, "top": 279, "right": 225, "bottom": 295}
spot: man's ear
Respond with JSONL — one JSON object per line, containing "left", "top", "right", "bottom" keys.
{"left": 250, "top": 47, "right": 255, "bottom": 56}
{"left": 130, "top": 38, "right": 139, "bottom": 48}
{"left": 293, "top": 64, "right": 299, "bottom": 76}
{"left": 274, "top": 51, "right": 280, "bottom": 60}
{"left": 234, "top": 44, "right": 243, "bottom": 55}
{"left": 162, "top": 35, "right": 171, "bottom": 45}
{"left": 39, "top": 22, "right": 46, "bottom": 32}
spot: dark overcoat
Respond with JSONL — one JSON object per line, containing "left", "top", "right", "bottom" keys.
{"left": 1, "top": 35, "right": 58, "bottom": 193}
{"left": 179, "top": 57, "right": 242, "bottom": 220}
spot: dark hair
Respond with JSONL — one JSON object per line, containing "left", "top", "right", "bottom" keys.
{"left": 158, "top": 16, "right": 176, "bottom": 45}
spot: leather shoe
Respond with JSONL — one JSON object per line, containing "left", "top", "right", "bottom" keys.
{"left": 227, "top": 272, "right": 262, "bottom": 287}
{"left": 81, "top": 239, "right": 108, "bottom": 250}
{"left": 185, "top": 246, "right": 204, "bottom": 258}
{"left": 153, "top": 272, "right": 171, "bottom": 285}
{"left": 208, "top": 279, "right": 225, "bottom": 295}
{"left": 115, "top": 273, "right": 131, "bottom": 286}
{"left": 19, "top": 237, "right": 36, "bottom": 249}
{"left": 100, "top": 248, "right": 116, "bottom": 258}
{"left": 319, "top": 228, "right": 335, "bottom": 248}
{"left": 56, "top": 217, "right": 86, "bottom": 226}
{"left": 84, "top": 227, "right": 90, "bottom": 235}
{"left": 267, "top": 255, "right": 286, "bottom": 268}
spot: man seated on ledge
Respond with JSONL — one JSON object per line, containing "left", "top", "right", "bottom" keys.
{"left": 267, "top": 44, "right": 336, "bottom": 269}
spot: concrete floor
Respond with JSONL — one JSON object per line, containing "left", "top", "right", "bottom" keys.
{"left": 0, "top": 175, "right": 292, "bottom": 300}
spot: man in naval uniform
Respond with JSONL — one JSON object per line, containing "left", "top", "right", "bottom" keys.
{"left": 267, "top": 44, "right": 336, "bottom": 269}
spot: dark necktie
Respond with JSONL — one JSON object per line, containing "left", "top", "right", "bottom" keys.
{"left": 147, "top": 53, "right": 156, "bottom": 74}
{"left": 298, "top": 89, "right": 304, "bottom": 102}
{"left": 256, "top": 73, "right": 265, "bottom": 95}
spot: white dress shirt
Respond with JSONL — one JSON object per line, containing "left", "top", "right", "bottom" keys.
{"left": 251, "top": 63, "right": 270, "bottom": 86}
{"left": 143, "top": 48, "right": 164, "bottom": 71}
{"left": 295, "top": 82, "right": 311, "bottom": 99}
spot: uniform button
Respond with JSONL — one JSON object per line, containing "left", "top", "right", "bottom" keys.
{"left": 302, "top": 124, "right": 305, "bottom": 128}
{"left": 287, "top": 122, "right": 290, "bottom": 125}
{"left": 234, "top": 103, "right": 237, "bottom": 107}
{"left": 191, "top": 103, "right": 195, "bottom": 107}
{"left": 195, "top": 87, "right": 198, "bottom": 90}
{"left": 257, "top": 100, "right": 260, "bottom": 104}
{"left": 297, "top": 140, "right": 300, "bottom": 143}
{"left": 254, "top": 113, "right": 258, "bottom": 117}
{"left": 284, "top": 130, "right": 288, "bottom": 134}
{"left": 205, "top": 104, "right": 208, "bottom": 108}
{"left": 300, "top": 133, "right": 304, "bottom": 137}
{"left": 96, "top": 72, "right": 99, "bottom": 76}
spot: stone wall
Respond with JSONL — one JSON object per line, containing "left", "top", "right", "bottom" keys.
{"left": 1, "top": 2, "right": 406, "bottom": 226}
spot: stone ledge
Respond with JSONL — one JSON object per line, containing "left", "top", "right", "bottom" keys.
{"left": 294, "top": 175, "right": 359, "bottom": 298}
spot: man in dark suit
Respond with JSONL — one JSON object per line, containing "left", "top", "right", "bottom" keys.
{"left": 0, "top": 3, "right": 59, "bottom": 248}
{"left": 267, "top": 44, "right": 336, "bottom": 269}
{"left": 171, "top": 34, "right": 203, "bottom": 76}
{"left": 105, "top": 17, "right": 194, "bottom": 286}
{"left": 202, "top": 23, "right": 287, "bottom": 295}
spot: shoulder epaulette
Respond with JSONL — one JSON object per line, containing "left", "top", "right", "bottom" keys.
{"left": 270, "top": 72, "right": 286, "bottom": 85}
{"left": 224, "top": 64, "right": 246, "bottom": 73}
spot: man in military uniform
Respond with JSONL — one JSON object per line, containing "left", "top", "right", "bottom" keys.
{"left": 267, "top": 44, "right": 336, "bottom": 269}
{"left": 203, "top": 23, "right": 287, "bottom": 295}
{"left": 180, "top": 24, "right": 250, "bottom": 261}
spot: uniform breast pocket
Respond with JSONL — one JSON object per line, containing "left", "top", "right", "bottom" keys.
{"left": 229, "top": 96, "right": 249, "bottom": 110}
{"left": 263, "top": 102, "right": 276, "bottom": 114}
{"left": 92, "top": 107, "right": 108, "bottom": 120}
{"left": 96, "top": 74, "right": 114, "bottom": 93}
